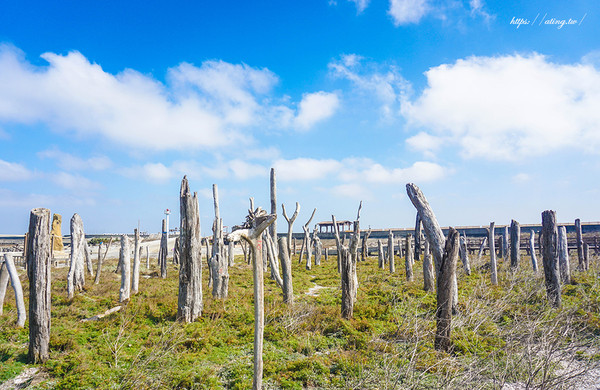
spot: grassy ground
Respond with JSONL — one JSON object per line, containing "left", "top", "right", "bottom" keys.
{"left": 1, "top": 250, "right": 599, "bottom": 389}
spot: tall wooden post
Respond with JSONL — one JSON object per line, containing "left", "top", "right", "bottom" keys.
{"left": 541, "top": 210, "right": 561, "bottom": 308}
{"left": 489, "top": 223, "right": 498, "bottom": 285}
{"left": 279, "top": 237, "right": 293, "bottom": 304}
{"left": 558, "top": 226, "right": 570, "bottom": 284}
{"left": 405, "top": 234, "right": 413, "bottom": 280}
{"left": 27, "top": 208, "right": 52, "bottom": 364}
{"left": 377, "top": 239, "right": 384, "bottom": 269}
{"left": 435, "top": 227, "right": 459, "bottom": 352}
{"left": 158, "top": 219, "right": 168, "bottom": 278}
{"left": 67, "top": 213, "right": 85, "bottom": 299}
{"left": 388, "top": 230, "right": 395, "bottom": 273}
{"left": 510, "top": 219, "right": 520, "bottom": 270}
{"left": 132, "top": 228, "right": 141, "bottom": 294}
{"left": 119, "top": 235, "right": 131, "bottom": 303}
{"left": 575, "top": 218, "right": 584, "bottom": 270}
{"left": 502, "top": 226, "right": 509, "bottom": 260}
{"left": 423, "top": 238, "right": 434, "bottom": 292}
{"left": 529, "top": 230, "right": 538, "bottom": 273}
{"left": 210, "top": 183, "right": 228, "bottom": 298}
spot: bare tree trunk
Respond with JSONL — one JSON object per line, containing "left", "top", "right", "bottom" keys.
{"left": 510, "top": 219, "right": 521, "bottom": 270}
{"left": 158, "top": 219, "right": 168, "bottom": 278}
{"left": 575, "top": 218, "right": 584, "bottom": 270}
{"left": 210, "top": 184, "right": 228, "bottom": 299}
{"left": 477, "top": 236, "right": 488, "bottom": 263}
{"left": 27, "top": 208, "right": 52, "bottom": 364}
{"left": 459, "top": 233, "right": 471, "bottom": 275}
{"left": 387, "top": 230, "right": 395, "bottom": 273}
{"left": 94, "top": 237, "right": 112, "bottom": 285}
{"left": 558, "top": 226, "right": 570, "bottom": 284}
{"left": 279, "top": 237, "right": 293, "bottom": 305}
{"left": 2, "top": 254, "right": 26, "bottom": 327}
{"left": 435, "top": 228, "right": 459, "bottom": 352}
{"left": 177, "top": 176, "right": 203, "bottom": 323}
{"left": 67, "top": 213, "right": 85, "bottom": 299}
{"left": 414, "top": 212, "right": 422, "bottom": 261}
{"left": 378, "top": 239, "right": 384, "bottom": 269}
{"left": 333, "top": 202, "right": 361, "bottom": 319}
{"left": 119, "top": 235, "right": 131, "bottom": 303}
{"left": 423, "top": 238, "right": 434, "bottom": 292}
{"left": 529, "top": 230, "right": 538, "bottom": 273}
{"left": 132, "top": 228, "right": 141, "bottom": 294}
{"left": 542, "top": 210, "right": 561, "bottom": 308}
{"left": 489, "top": 223, "right": 498, "bottom": 285}
{"left": 405, "top": 234, "right": 413, "bottom": 280}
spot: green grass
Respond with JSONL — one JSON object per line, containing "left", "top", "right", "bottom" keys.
{"left": 1, "top": 251, "right": 599, "bottom": 389}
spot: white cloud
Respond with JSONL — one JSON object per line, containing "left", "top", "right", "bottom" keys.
{"left": 469, "top": 0, "right": 492, "bottom": 21}
{"left": 229, "top": 159, "right": 269, "bottom": 179}
{"left": 403, "top": 53, "right": 600, "bottom": 161}
{"left": 406, "top": 131, "right": 443, "bottom": 153}
{"left": 38, "top": 149, "right": 112, "bottom": 171}
{"left": 274, "top": 158, "right": 342, "bottom": 181}
{"left": 512, "top": 173, "right": 531, "bottom": 183}
{"left": 388, "top": 0, "right": 429, "bottom": 25}
{"left": 348, "top": 0, "right": 370, "bottom": 13}
{"left": 294, "top": 92, "right": 340, "bottom": 130}
{"left": 331, "top": 183, "right": 371, "bottom": 200}
{"left": 0, "top": 45, "right": 338, "bottom": 151}
{"left": 0, "top": 159, "right": 32, "bottom": 181}
{"left": 51, "top": 172, "right": 101, "bottom": 191}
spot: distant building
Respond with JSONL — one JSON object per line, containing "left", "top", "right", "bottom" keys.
{"left": 316, "top": 220, "right": 354, "bottom": 233}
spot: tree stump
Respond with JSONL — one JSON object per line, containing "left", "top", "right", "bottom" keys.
{"left": 489, "top": 223, "right": 498, "bottom": 285}
{"left": 388, "top": 230, "right": 395, "bottom": 274}
{"left": 67, "top": 213, "right": 85, "bottom": 299}
{"left": 119, "top": 235, "right": 131, "bottom": 303}
{"left": 558, "top": 226, "right": 570, "bottom": 284}
{"left": 434, "top": 227, "right": 459, "bottom": 352}
{"left": 541, "top": 210, "right": 561, "bottom": 308}
{"left": 405, "top": 234, "right": 413, "bottom": 280}
{"left": 279, "top": 237, "right": 293, "bottom": 304}
{"left": 529, "top": 230, "right": 538, "bottom": 273}
{"left": 132, "top": 229, "right": 141, "bottom": 294}
{"left": 510, "top": 219, "right": 520, "bottom": 270}
{"left": 27, "top": 208, "right": 52, "bottom": 364}
{"left": 177, "top": 176, "right": 203, "bottom": 323}
{"left": 1, "top": 254, "right": 26, "bottom": 327}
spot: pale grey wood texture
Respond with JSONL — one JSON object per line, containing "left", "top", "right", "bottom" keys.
{"left": 119, "top": 235, "right": 131, "bottom": 303}
{"left": 529, "top": 230, "right": 538, "bottom": 273}
{"left": 2, "top": 254, "right": 26, "bottom": 327}
{"left": 575, "top": 218, "right": 584, "bottom": 270}
{"left": 158, "top": 219, "right": 168, "bottom": 278}
{"left": 558, "top": 226, "right": 570, "bottom": 284}
{"left": 435, "top": 227, "right": 459, "bottom": 352}
{"left": 282, "top": 202, "right": 300, "bottom": 257}
{"left": 279, "top": 237, "right": 293, "bottom": 304}
{"left": 510, "top": 219, "right": 520, "bottom": 270}
{"left": 423, "top": 238, "right": 435, "bottom": 292}
{"left": 388, "top": 230, "right": 395, "bottom": 273}
{"left": 67, "top": 213, "right": 85, "bottom": 299}
{"left": 405, "top": 234, "right": 413, "bottom": 280}
{"left": 542, "top": 210, "right": 561, "bottom": 308}
{"left": 210, "top": 184, "right": 228, "bottom": 299}
{"left": 132, "top": 228, "right": 141, "bottom": 294}
{"left": 489, "top": 223, "right": 498, "bottom": 285}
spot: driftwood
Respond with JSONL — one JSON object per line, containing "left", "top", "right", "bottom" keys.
{"left": 81, "top": 306, "right": 121, "bottom": 322}
{"left": 529, "top": 230, "right": 538, "bottom": 273}
{"left": 210, "top": 184, "right": 229, "bottom": 299}
{"left": 67, "top": 213, "right": 85, "bottom": 299}
{"left": 279, "top": 237, "right": 293, "bottom": 304}
{"left": 435, "top": 227, "right": 459, "bottom": 352}
{"left": 177, "top": 176, "right": 203, "bottom": 323}
{"left": 510, "top": 220, "right": 520, "bottom": 270}
{"left": 1, "top": 254, "right": 26, "bottom": 327}
{"left": 459, "top": 233, "right": 471, "bottom": 275}
{"left": 575, "top": 218, "right": 584, "bottom": 270}
{"left": 27, "top": 208, "right": 52, "bottom": 364}
{"left": 228, "top": 204, "right": 276, "bottom": 390}
{"left": 405, "top": 234, "right": 413, "bottom": 280}
{"left": 541, "top": 210, "right": 561, "bottom": 308}
{"left": 158, "top": 219, "right": 168, "bottom": 278}
{"left": 423, "top": 238, "right": 435, "bottom": 292}
{"left": 489, "top": 223, "right": 498, "bottom": 285}
{"left": 94, "top": 237, "right": 113, "bottom": 285}
{"left": 132, "top": 229, "right": 141, "bottom": 294}
{"left": 388, "top": 230, "right": 395, "bottom": 273}
{"left": 119, "top": 235, "right": 131, "bottom": 303}
{"left": 558, "top": 226, "right": 570, "bottom": 284}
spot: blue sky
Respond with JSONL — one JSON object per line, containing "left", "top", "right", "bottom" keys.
{"left": 0, "top": 0, "right": 599, "bottom": 235}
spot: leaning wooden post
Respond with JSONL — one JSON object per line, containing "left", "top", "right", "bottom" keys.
{"left": 67, "top": 213, "right": 85, "bottom": 299}
{"left": 177, "top": 176, "right": 203, "bottom": 323}
{"left": 459, "top": 233, "right": 471, "bottom": 275}
{"left": 119, "top": 235, "right": 131, "bottom": 303}
{"left": 282, "top": 202, "right": 300, "bottom": 258}
{"left": 173, "top": 237, "right": 180, "bottom": 265}
{"left": 575, "top": 218, "right": 584, "bottom": 270}
{"left": 541, "top": 210, "right": 561, "bottom": 308}
{"left": 423, "top": 238, "right": 434, "bottom": 292}
{"left": 529, "top": 230, "right": 539, "bottom": 273}
{"left": 2, "top": 254, "right": 26, "bottom": 327}
{"left": 132, "top": 228, "right": 141, "bottom": 294}
{"left": 510, "top": 219, "right": 521, "bottom": 270}
{"left": 279, "top": 236, "right": 293, "bottom": 305}
{"left": 434, "top": 227, "right": 459, "bottom": 352}
{"left": 558, "top": 226, "right": 570, "bottom": 284}
{"left": 477, "top": 235, "right": 487, "bottom": 263}
{"left": 27, "top": 208, "right": 52, "bottom": 364}
{"left": 158, "top": 219, "right": 168, "bottom": 278}
{"left": 489, "top": 223, "right": 498, "bottom": 285}
{"left": 388, "top": 230, "right": 395, "bottom": 273}
{"left": 360, "top": 228, "right": 371, "bottom": 262}
{"left": 0, "top": 261, "right": 8, "bottom": 315}
{"left": 377, "top": 239, "right": 385, "bottom": 269}
{"left": 405, "top": 234, "right": 413, "bottom": 280}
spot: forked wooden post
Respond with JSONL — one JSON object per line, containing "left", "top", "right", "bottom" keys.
{"left": 282, "top": 202, "right": 300, "bottom": 258}
{"left": 489, "top": 223, "right": 498, "bottom": 285}
{"left": 27, "top": 208, "right": 52, "bottom": 364}
{"left": 435, "top": 227, "right": 459, "bottom": 352}
{"left": 541, "top": 210, "right": 561, "bottom": 308}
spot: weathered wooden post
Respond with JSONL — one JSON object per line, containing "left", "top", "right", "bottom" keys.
{"left": 405, "top": 233, "right": 414, "bottom": 280}
{"left": 558, "top": 226, "right": 570, "bottom": 284}
{"left": 477, "top": 235, "right": 487, "bottom": 263}
{"left": 27, "top": 208, "right": 52, "bottom": 363}
{"left": 502, "top": 226, "right": 509, "bottom": 261}
{"left": 300, "top": 208, "right": 316, "bottom": 267}
{"left": 67, "top": 213, "right": 85, "bottom": 299}
{"left": 388, "top": 230, "right": 395, "bottom": 273}
{"left": 84, "top": 241, "right": 94, "bottom": 277}
{"left": 209, "top": 184, "right": 229, "bottom": 298}
{"left": 377, "top": 239, "right": 384, "bottom": 269}
{"left": 279, "top": 236, "right": 293, "bottom": 304}
{"left": 434, "top": 228, "right": 459, "bottom": 352}
{"left": 510, "top": 219, "right": 520, "bottom": 270}
{"left": 529, "top": 230, "right": 538, "bottom": 273}
{"left": 177, "top": 176, "right": 203, "bottom": 323}
{"left": 325, "top": 247, "right": 329, "bottom": 261}
{"left": 489, "top": 223, "right": 498, "bottom": 285}
{"left": 541, "top": 210, "right": 561, "bottom": 308}
{"left": 145, "top": 245, "right": 150, "bottom": 270}
{"left": 459, "top": 233, "right": 471, "bottom": 275}
{"left": 227, "top": 240, "right": 234, "bottom": 267}
{"left": 313, "top": 228, "right": 322, "bottom": 266}
{"left": 228, "top": 205, "right": 276, "bottom": 390}
{"left": 583, "top": 243, "right": 590, "bottom": 271}
{"left": 173, "top": 237, "right": 180, "bottom": 265}
{"left": 263, "top": 231, "right": 283, "bottom": 288}
{"left": 158, "top": 219, "right": 168, "bottom": 278}
{"left": 94, "top": 237, "right": 112, "bottom": 284}
{"left": 575, "top": 218, "right": 584, "bottom": 270}
{"left": 423, "top": 238, "right": 434, "bottom": 291}
{"left": 282, "top": 202, "right": 300, "bottom": 258}
{"left": 414, "top": 213, "right": 422, "bottom": 261}
{"left": 119, "top": 235, "right": 131, "bottom": 303}
{"left": 1, "top": 254, "right": 26, "bottom": 327}
{"left": 361, "top": 228, "right": 371, "bottom": 262}
{"left": 270, "top": 168, "right": 277, "bottom": 257}
{"left": 132, "top": 228, "right": 141, "bottom": 294}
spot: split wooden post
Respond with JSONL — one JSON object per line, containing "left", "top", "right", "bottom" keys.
{"left": 279, "top": 236, "right": 293, "bottom": 304}
{"left": 423, "top": 238, "right": 435, "bottom": 292}
{"left": 388, "top": 230, "right": 395, "bottom": 273}
{"left": 282, "top": 202, "right": 300, "bottom": 258}
{"left": 541, "top": 210, "right": 561, "bottom": 308}
{"left": 361, "top": 228, "right": 371, "bottom": 262}
{"left": 558, "top": 226, "right": 570, "bottom": 284}
{"left": 158, "top": 219, "right": 168, "bottom": 278}
{"left": 434, "top": 228, "right": 459, "bottom": 352}
{"left": 414, "top": 212, "right": 422, "bottom": 261}
{"left": 209, "top": 183, "right": 229, "bottom": 299}
{"left": 27, "top": 208, "right": 52, "bottom": 364}
{"left": 510, "top": 219, "right": 521, "bottom": 270}
{"left": 575, "top": 218, "right": 584, "bottom": 270}
{"left": 529, "top": 230, "right": 538, "bottom": 273}
{"left": 132, "top": 228, "right": 141, "bottom": 294}
{"left": 227, "top": 204, "right": 276, "bottom": 390}
{"left": 489, "top": 223, "right": 498, "bottom": 285}
{"left": 119, "top": 235, "right": 131, "bottom": 303}
{"left": 1, "top": 254, "right": 26, "bottom": 327}
{"left": 405, "top": 234, "right": 413, "bottom": 280}
{"left": 67, "top": 213, "right": 85, "bottom": 299}
{"left": 177, "top": 176, "right": 203, "bottom": 323}
{"left": 377, "top": 239, "right": 384, "bottom": 269}
{"left": 459, "top": 233, "right": 471, "bottom": 275}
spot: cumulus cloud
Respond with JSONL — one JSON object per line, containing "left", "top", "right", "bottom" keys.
{"left": 0, "top": 45, "right": 338, "bottom": 151}
{"left": 403, "top": 53, "right": 600, "bottom": 160}
{"left": 294, "top": 92, "right": 340, "bottom": 130}
{"left": 51, "top": 172, "right": 101, "bottom": 191}
{"left": 388, "top": 0, "right": 429, "bottom": 25}
{"left": 274, "top": 158, "right": 343, "bottom": 181}
{"left": 348, "top": 0, "right": 370, "bottom": 13}
{"left": 0, "top": 159, "right": 32, "bottom": 181}
{"left": 38, "top": 149, "right": 112, "bottom": 171}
